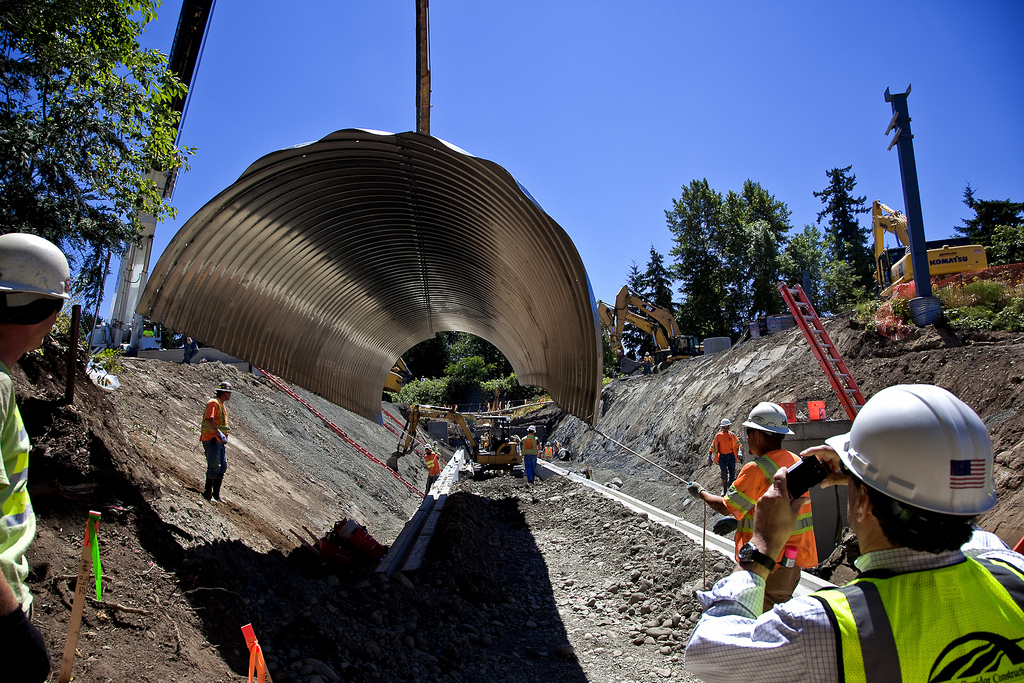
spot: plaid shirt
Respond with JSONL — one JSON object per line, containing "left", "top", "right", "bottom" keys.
{"left": 684, "top": 530, "right": 1024, "bottom": 682}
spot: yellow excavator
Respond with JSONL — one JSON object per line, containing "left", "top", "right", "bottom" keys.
{"left": 383, "top": 358, "right": 414, "bottom": 394}
{"left": 391, "top": 404, "right": 521, "bottom": 475}
{"left": 598, "top": 285, "right": 700, "bottom": 372}
{"left": 873, "top": 200, "right": 987, "bottom": 296}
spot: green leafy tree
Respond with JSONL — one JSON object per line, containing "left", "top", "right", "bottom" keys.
{"left": 780, "top": 224, "right": 826, "bottom": 309}
{"left": 724, "top": 181, "right": 791, "bottom": 323}
{"left": 819, "top": 232, "right": 867, "bottom": 314}
{"left": 667, "top": 179, "right": 731, "bottom": 338}
{"left": 1, "top": 0, "right": 192, "bottom": 309}
{"left": 447, "top": 332, "right": 513, "bottom": 376}
{"left": 740, "top": 179, "right": 792, "bottom": 242}
{"left": 814, "top": 166, "right": 872, "bottom": 294}
{"left": 744, "top": 219, "right": 783, "bottom": 319}
{"left": 956, "top": 184, "right": 1024, "bottom": 259}
{"left": 990, "top": 223, "right": 1024, "bottom": 266}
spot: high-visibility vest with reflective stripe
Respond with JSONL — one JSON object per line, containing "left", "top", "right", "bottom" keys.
{"left": 200, "top": 398, "right": 229, "bottom": 441}
{"left": 521, "top": 435, "right": 539, "bottom": 456}
{"left": 424, "top": 450, "right": 441, "bottom": 476}
{"left": 811, "top": 557, "right": 1024, "bottom": 683}
{"left": 1, "top": 363, "right": 35, "bottom": 611}
{"left": 725, "top": 448, "right": 817, "bottom": 567}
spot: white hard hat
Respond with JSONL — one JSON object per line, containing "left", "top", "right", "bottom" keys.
{"left": 825, "top": 384, "right": 995, "bottom": 515}
{"left": 0, "top": 233, "right": 71, "bottom": 301}
{"left": 720, "top": 419, "right": 731, "bottom": 427}
{"left": 527, "top": 426, "right": 536, "bottom": 433}
{"left": 742, "top": 402, "right": 794, "bottom": 436}
{"left": 216, "top": 381, "right": 232, "bottom": 393}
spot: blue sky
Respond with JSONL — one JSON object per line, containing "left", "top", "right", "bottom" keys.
{"left": 114, "top": 0, "right": 1024, "bottom": 320}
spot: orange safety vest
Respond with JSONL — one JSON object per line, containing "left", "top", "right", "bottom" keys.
{"left": 199, "top": 398, "right": 229, "bottom": 442}
{"left": 710, "top": 431, "right": 739, "bottom": 463}
{"left": 724, "top": 448, "right": 817, "bottom": 568}
{"left": 521, "top": 435, "right": 539, "bottom": 456}
{"left": 424, "top": 449, "right": 441, "bottom": 476}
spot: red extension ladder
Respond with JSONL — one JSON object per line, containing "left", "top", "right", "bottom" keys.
{"left": 777, "top": 283, "right": 866, "bottom": 421}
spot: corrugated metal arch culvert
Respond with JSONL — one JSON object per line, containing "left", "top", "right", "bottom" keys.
{"left": 138, "top": 129, "right": 603, "bottom": 425}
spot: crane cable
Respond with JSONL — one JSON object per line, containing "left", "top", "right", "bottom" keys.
{"left": 585, "top": 425, "right": 688, "bottom": 484}
{"left": 586, "top": 423, "right": 708, "bottom": 584}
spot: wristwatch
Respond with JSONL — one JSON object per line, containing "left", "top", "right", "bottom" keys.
{"left": 738, "top": 542, "right": 776, "bottom": 572}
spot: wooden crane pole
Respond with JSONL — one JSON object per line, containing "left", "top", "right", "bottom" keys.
{"left": 416, "top": 0, "right": 430, "bottom": 135}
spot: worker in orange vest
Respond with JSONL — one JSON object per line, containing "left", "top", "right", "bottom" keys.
{"left": 689, "top": 402, "right": 816, "bottom": 612}
{"left": 200, "top": 381, "right": 232, "bottom": 503}
{"left": 708, "top": 418, "right": 742, "bottom": 494}
{"left": 423, "top": 444, "right": 443, "bottom": 495}
{"left": 520, "top": 426, "right": 540, "bottom": 483}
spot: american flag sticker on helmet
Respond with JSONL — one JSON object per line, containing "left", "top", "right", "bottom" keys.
{"left": 950, "top": 459, "right": 986, "bottom": 489}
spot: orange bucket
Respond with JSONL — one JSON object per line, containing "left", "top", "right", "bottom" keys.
{"left": 808, "top": 401, "right": 826, "bottom": 421}
{"left": 780, "top": 402, "right": 797, "bottom": 423}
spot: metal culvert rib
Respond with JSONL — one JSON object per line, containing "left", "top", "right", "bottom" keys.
{"left": 138, "top": 129, "right": 603, "bottom": 425}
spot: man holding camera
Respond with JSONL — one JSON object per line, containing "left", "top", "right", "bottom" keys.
{"left": 688, "top": 402, "right": 817, "bottom": 612}
{"left": 685, "top": 384, "right": 1024, "bottom": 682}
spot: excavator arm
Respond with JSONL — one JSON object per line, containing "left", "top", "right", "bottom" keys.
{"left": 394, "top": 404, "right": 478, "bottom": 458}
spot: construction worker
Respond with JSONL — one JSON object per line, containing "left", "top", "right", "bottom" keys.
{"left": 685, "top": 384, "right": 1023, "bottom": 683}
{"left": 688, "top": 402, "right": 816, "bottom": 611}
{"left": 423, "top": 444, "right": 442, "bottom": 495}
{"left": 0, "top": 233, "right": 70, "bottom": 682}
{"left": 521, "top": 426, "right": 539, "bottom": 483}
{"left": 200, "top": 381, "right": 232, "bottom": 503}
{"left": 708, "top": 418, "right": 741, "bottom": 494}
{"left": 642, "top": 352, "right": 653, "bottom": 375}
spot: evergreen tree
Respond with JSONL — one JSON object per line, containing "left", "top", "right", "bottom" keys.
{"left": 621, "top": 261, "right": 651, "bottom": 358}
{"left": 643, "top": 246, "right": 675, "bottom": 312}
{"left": 814, "top": 166, "right": 872, "bottom": 293}
{"left": 956, "top": 183, "right": 1024, "bottom": 255}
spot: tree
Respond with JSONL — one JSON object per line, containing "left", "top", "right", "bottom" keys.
{"left": 725, "top": 181, "right": 791, "bottom": 322}
{"left": 0, "top": 0, "right": 191, "bottom": 310}
{"left": 780, "top": 224, "right": 826, "bottom": 310}
{"left": 621, "top": 261, "right": 650, "bottom": 358}
{"left": 814, "top": 166, "right": 872, "bottom": 294}
{"left": 956, "top": 183, "right": 1024, "bottom": 257}
{"left": 643, "top": 246, "right": 675, "bottom": 312}
{"left": 820, "top": 250, "right": 867, "bottom": 314}
{"left": 666, "top": 179, "right": 732, "bottom": 338}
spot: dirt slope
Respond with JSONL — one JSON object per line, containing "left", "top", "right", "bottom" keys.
{"left": 551, "top": 314, "right": 1024, "bottom": 545}
{"left": 12, "top": 315, "right": 1024, "bottom": 682}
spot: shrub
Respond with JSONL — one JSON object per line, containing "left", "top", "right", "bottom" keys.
{"left": 91, "top": 348, "right": 126, "bottom": 375}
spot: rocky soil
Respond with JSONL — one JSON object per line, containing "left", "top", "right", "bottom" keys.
{"left": 11, "top": 312, "right": 1024, "bottom": 682}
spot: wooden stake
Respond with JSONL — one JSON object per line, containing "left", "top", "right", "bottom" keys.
{"left": 59, "top": 511, "right": 101, "bottom": 683}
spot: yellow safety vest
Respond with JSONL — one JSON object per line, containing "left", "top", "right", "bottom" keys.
{"left": 1, "top": 362, "right": 35, "bottom": 611}
{"left": 424, "top": 450, "right": 440, "bottom": 476}
{"left": 521, "top": 435, "right": 539, "bottom": 456}
{"left": 812, "top": 557, "right": 1024, "bottom": 682}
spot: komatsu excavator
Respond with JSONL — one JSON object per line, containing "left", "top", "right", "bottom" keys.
{"left": 598, "top": 285, "right": 699, "bottom": 372}
{"left": 873, "top": 200, "right": 987, "bottom": 296}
